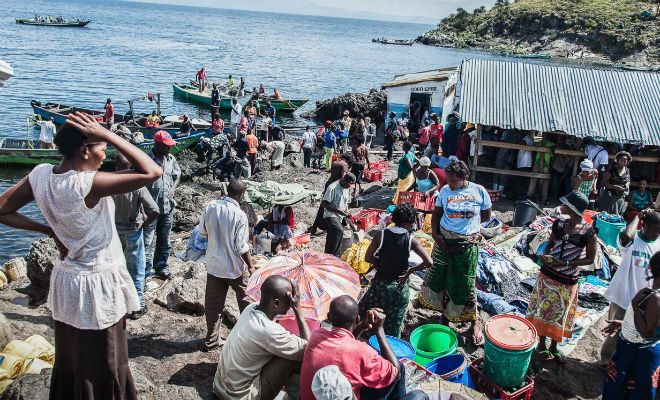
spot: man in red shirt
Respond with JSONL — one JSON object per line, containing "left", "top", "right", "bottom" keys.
{"left": 196, "top": 67, "right": 206, "bottom": 92}
{"left": 299, "top": 296, "right": 428, "bottom": 400}
{"left": 104, "top": 98, "right": 114, "bottom": 126}
{"left": 429, "top": 113, "right": 443, "bottom": 144}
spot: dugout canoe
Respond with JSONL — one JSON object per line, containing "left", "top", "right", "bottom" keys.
{"left": 16, "top": 18, "right": 91, "bottom": 27}
{"left": 173, "top": 83, "right": 252, "bottom": 109}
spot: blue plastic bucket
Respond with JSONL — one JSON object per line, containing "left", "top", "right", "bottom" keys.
{"left": 424, "top": 354, "right": 473, "bottom": 388}
{"left": 368, "top": 335, "right": 416, "bottom": 361}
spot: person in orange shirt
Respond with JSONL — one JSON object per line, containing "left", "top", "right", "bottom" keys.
{"left": 245, "top": 129, "right": 259, "bottom": 175}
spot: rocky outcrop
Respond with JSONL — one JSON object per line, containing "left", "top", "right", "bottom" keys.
{"left": 19, "top": 239, "right": 58, "bottom": 307}
{"left": 172, "top": 185, "right": 217, "bottom": 234}
{"left": 300, "top": 89, "right": 387, "bottom": 125}
{"left": 0, "top": 369, "right": 51, "bottom": 400}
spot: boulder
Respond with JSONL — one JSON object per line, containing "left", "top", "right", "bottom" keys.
{"left": 172, "top": 185, "right": 216, "bottom": 234}
{"left": 300, "top": 89, "right": 387, "bottom": 126}
{"left": 130, "top": 361, "right": 156, "bottom": 395}
{"left": 0, "top": 369, "right": 51, "bottom": 400}
{"left": 2, "top": 258, "right": 27, "bottom": 281}
{"left": 155, "top": 262, "right": 206, "bottom": 315}
{"left": 284, "top": 139, "right": 301, "bottom": 154}
{"left": 0, "top": 313, "right": 13, "bottom": 349}
{"left": 20, "top": 238, "right": 58, "bottom": 307}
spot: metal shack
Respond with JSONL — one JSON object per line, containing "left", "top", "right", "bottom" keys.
{"left": 382, "top": 68, "right": 457, "bottom": 125}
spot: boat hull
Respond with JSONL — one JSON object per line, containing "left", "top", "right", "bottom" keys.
{"left": 32, "top": 101, "right": 212, "bottom": 137}
{"left": 16, "top": 19, "right": 91, "bottom": 27}
{"left": 253, "top": 98, "right": 308, "bottom": 112}
{"left": 172, "top": 83, "right": 252, "bottom": 109}
{"left": 0, "top": 133, "right": 205, "bottom": 167}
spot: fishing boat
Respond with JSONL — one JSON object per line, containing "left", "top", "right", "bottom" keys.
{"left": 0, "top": 131, "right": 206, "bottom": 167}
{"left": 15, "top": 18, "right": 91, "bottom": 27}
{"left": 172, "top": 83, "right": 252, "bottom": 110}
{"left": 372, "top": 38, "right": 413, "bottom": 46}
{"left": 0, "top": 61, "right": 13, "bottom": 82}
{"left": 31, "top": 99, "right": 212, "bottom": 137}
{"left": 251, "top": 97, "right": 308, "bottom": 112}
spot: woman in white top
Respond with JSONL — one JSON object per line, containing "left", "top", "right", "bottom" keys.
{"left": 0, "top": 112, "right": 162, "bottom": 399}
{"left": 602, "top": 252, "right": 660, "bottom": 399}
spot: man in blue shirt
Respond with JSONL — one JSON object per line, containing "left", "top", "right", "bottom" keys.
{"left": 266, "top": 101, "right": 276, "bottom": 125}
{"left": 324, "top": 126, "right": 337, "bottom": 170}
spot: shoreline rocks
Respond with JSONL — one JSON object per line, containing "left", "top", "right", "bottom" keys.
{"left": 300, "top": 89, "right": 387, "bottom": 125}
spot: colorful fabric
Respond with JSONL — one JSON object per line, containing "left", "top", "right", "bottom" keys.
{"left": 393, "top": 173, "right": 415, "bottom": 205}
{"left": 397, "top": 151, "right": 415, "bottom": 180}
{"left": 419, "top": 244, "right": 478, "bottom": 322}
{"left": 577, "top": 173, "right": 597, "bottom": 198}
{"left": 358, "top": 279, "right": 410, "bottom": 338}
{"left": 603, "top": 336, "right": 660, "bottom": 400}
{"left": 629, "top": 189, "right": 652, "bottom": 211}
{"left": 546, "top": 219, "right": 595, "bottom": 277}
{"left": 526, "top": 272, "right": 578, "bottom": 342}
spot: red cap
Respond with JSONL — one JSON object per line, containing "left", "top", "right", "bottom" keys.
{"left": 153, "top": 130, "right": 176, "bottom": 146}
{"left": 343, "top": 110, "right": 350, "bottom": 115}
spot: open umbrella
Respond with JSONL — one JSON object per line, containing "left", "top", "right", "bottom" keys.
{"left": 246, "top": 250, "right": 360, "bottom": 321}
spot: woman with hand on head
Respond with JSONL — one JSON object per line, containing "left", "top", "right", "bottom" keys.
{"left": 0, "top": 112, "right": 162, "bottom": 398}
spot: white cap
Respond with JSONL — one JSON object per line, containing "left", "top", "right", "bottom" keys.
{"left": 311, "top": 365, "right": 354, "bottom": 400}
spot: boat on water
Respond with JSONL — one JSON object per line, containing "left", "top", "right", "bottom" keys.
{"left": 173, "top": 83, "right": 308, "bottom": 112}
{"left": 15, "top": 18, "right": 91, "bottom": 27}
{"left": 0, "top": 131, "right": 206, "bottom": 167}
{"left": 0, "top": 61, "right": 13, "bottom": 82}
{"left": 31, "top": 100, "right": 213, "bottom": 137}
{"left": 173, "top": 83, "right": 252, "bottom": 110}
{"left": 372, "top": 38, "right": 413, "bottom": 46}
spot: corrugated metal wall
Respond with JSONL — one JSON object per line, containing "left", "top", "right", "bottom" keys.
{"left": 459, "top": 59, "right": 660, "bottom": 145}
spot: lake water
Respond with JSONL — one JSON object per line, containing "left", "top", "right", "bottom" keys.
{"left": 0, "top": 0, "right": 498, "bottom": 263}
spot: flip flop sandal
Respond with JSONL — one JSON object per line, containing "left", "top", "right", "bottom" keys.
{"left": 552, "top": 351, "right": 567, "bottom": 365}
{"left": 536, "top": 349, "right": 555, "bottom": 361}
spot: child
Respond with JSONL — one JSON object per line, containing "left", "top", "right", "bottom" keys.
{"left": 626, "top": 178, "right": 653, "bottom": 221}
{"left": 574, "top": 159, "right": 598, "bottom": 210}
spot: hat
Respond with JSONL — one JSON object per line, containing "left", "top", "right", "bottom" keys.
{"left": 343, "top": 173, "right": 356, "bottom": 187}
{"left": 325, "top": 120, "right": 333, "bottom": 127}
{"left": 560, "top": 191, "right": 589, "bottom": 218}
{"left": 153, "top": 130, "right": 176, "bottom": 146}
{"left": 419, "top": 156, "right": 431, "bottom": 167}
{"left": 580, "top": 159, "right": 594, "bottom": 171}
{"left": 464, "top": 123, "right": 475, "bottom": 131}
{"left": 311, "top": 366, "right": 354, "bottom": 400}
{"left": 343, "top": 110, "right": 350, "bottom": 115}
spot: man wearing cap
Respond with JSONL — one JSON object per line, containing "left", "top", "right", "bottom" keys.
{"left": 322, "top": 173, "right": 355, "bottom": 257}
{"left": 299, "top": 296, "right": 428, "bottom": 400}
{"left": 144, "top": 130, "right": 180, "bottom": 281}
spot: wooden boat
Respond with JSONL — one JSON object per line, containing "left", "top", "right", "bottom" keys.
{"left": 31, "top": 100, "right": 212, "bottom": 137}
{"left": 0, "top": 132, "right": 206, "bottom": 167}
{"left": 172, "top": 83, "right": 252, "bottom": 110}
{"left": 372, "top": 38, "right": 413, "bottom": 46}
{"left": 15, "top": 18, "right": 91, "bottom": 27}
{"left": 174, "top": 83, "right": 308, "bottom": 112}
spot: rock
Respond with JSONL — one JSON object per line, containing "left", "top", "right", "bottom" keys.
{"left": 130, "top": 361, "right": 156, "bottom": 395}
{"left": 173, "top": 185, "right": 216, "bottom": 234}
{"left": 300, "top": 89, "right": 387, "bottom": 126}
{"left": 222, "top": 288, "right": 241, "bottom": 326}
{"left": 0, "top": 313, "right": 13, "bottom": 349}
{"left": 20, "top": 238, "right": 58, "bottom": 307}
{"left": 2, "top": 258, "right": 27, "bottom": 281}
{"left": 0, "top": 369, "right": 51, "bottom": 400}
{"left": 155, "top": 262, "right": 207, "bottom": 315}
{"left": 284, "top": 139, "right": 301, "bottom": 154}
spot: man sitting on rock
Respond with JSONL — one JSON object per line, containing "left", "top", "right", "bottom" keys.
{"left": 299, "top": 295, "right": 428, "bottom": 400}
{"left": 214, "top": 275, "right": 310, "bottom": 400}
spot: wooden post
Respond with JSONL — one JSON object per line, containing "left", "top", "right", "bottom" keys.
{"left": 571, "top": 138, "right": 582, "bottom": 190}
{"left": 471, "top": 124, "right": 482, "bottom": 181}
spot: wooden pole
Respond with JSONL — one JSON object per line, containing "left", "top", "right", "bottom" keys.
{"left": 471, "top": 124, "right": 482, "bottom": 181}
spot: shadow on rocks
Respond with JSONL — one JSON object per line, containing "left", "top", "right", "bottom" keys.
{"left": 167, "top": 362, "right": 218, "bottom": 399}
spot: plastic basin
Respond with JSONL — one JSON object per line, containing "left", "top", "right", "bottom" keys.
{"left": 424, "top": 354, "right": 474, "bottom": 388}
{"left": 409, "top": 324, "right": 457, "bottom": 365}
{"left": 367, "top": 335, "right": 416, "bottom": 361}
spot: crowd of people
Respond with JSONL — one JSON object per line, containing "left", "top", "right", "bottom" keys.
{"left": 3, "top": 101, "right": 660, "bottom": 400}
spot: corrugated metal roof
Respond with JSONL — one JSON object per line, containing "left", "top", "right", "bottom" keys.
{"left": 382, "top": 67, "right": 457, "bottom": 88}
{"left": 459, "top": 59, "right": 660, "bottom": 145}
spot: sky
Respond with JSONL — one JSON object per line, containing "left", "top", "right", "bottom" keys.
{"left": 127, "top": 0, "right": 494, "bottom": 24}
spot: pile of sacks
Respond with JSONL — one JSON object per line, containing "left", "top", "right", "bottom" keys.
{"left": 0, "top": 335, "right": 55, "bottom": 393}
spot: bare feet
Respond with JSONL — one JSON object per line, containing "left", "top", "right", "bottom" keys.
{"left": 471, "top": 321, "right": 485, "bottom": 346}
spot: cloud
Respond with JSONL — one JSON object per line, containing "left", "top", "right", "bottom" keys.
{"left": 127, "top": 0, "right": 494, "bottom": 23}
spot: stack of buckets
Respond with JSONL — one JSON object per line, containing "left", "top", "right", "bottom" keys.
{"left": 483, "top": 314, "right": 538, "bottom": 388}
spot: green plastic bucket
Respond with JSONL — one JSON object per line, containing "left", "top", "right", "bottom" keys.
{"left": 483, "top": 314, "right": 537, "bottom": 388}
{"left": 594, "top": 218, "right": 626, "bottom": 248}
{"left": 409, "top": 324, "right": 457, "bottom": 365}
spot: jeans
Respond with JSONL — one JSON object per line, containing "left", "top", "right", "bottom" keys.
{"left": 118, "top": 229, "right": 146, "bottom": 307}
{"left": 361, "top": 361, "right": 428, "bottom": 400}
{"left": 143, "top": 209, "right": 174, "bottom": 276}
{"left": 324, "top": 217, "right": 344, "bottom": 257}
{"left": 303, "top": 147, "right": 312, "bottom": 167}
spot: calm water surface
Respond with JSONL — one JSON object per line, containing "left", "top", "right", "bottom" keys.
{"left": 0, "top": 0, "right": 498, "bottom": 262}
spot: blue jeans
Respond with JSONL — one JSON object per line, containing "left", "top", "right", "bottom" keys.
{"left": 303, "top": 148, "right": 312, "bottom": 167}
{"left": 119, "top": 229, "right": 146, "bottom": 307}
{"left": 603, "top": 336, "right": 660, "bottom": 400}
{"left": 361, "top": 361, "right": 428, "bottom": 400}
{"left": 143, "top": 209, "right": 173, "bottom": 276}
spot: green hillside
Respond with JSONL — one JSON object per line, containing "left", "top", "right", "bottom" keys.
{"left": 419, "top": 0, "right": 660, "bottom": 66}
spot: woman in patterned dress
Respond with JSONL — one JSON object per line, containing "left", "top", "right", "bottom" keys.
{"left": 526, "top": 191, "right": 597, "bottom": 364}
{"left": 358, "top": 203, "right": 432, "bottom": 337}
